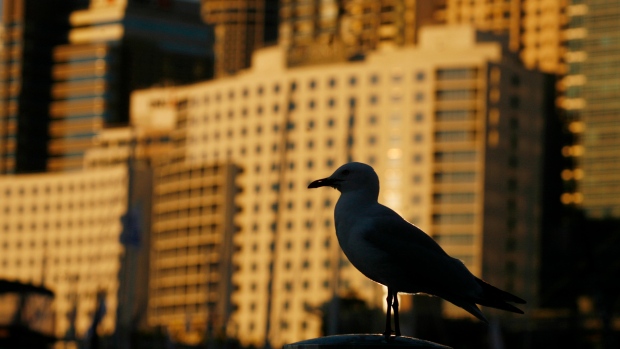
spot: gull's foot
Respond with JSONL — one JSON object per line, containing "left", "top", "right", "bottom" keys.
{"left": 382, "top": 330, "right": 394, "bottom": 341}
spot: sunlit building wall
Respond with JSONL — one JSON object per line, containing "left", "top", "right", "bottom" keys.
{"left": 0, "top": 166, "right": 127, "bottom": 341}
{"left": 132, "top": 25, "right": 548, "bottom": 346}
{"left": 48, "top": 0, "right": 213, "bottom": 172}
{"left": 148, "top": 160, "right": 240, "bottom": 344}
{"left": 559, "top": 0, "right": 620, "bottom": 218}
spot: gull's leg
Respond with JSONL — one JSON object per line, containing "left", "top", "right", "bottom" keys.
{"left": 383, "top": 288, "right": 393, "bottom": 339}
{"left": 393, "top": 292, "right": 401, "bottom": 336}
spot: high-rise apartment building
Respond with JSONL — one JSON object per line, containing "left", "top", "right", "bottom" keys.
{"left": 0, "top": 0, "right": 78, "bottom": 173}
{"left": 201, "top": 0, "right": 279, "bottom": 77}
{"left": 47, "top": 0, "right": 213, "bottom": 172}
{"left": 0, "top": 166, "right": 128, "bottom": 342}
{"left": 0, "top": 0, "right": 25, "bottom": 174}
{"left": 148, "top": 160, "right": 240, "bottom": 344}
{"left": 280, "top": 0, "right": 446, "bottom": 66}
{"left": 559, "top": 0, "right": 620, "bottom": 218}
{"left": 445, "top": 0, "right": 568, "bottom": 73}
{"left": 132, "top": 25, "right": 551, "bottom": 347}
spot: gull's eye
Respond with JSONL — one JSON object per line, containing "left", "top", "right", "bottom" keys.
{"left": 342, "top": 169, "right": 350, "bottom": 176}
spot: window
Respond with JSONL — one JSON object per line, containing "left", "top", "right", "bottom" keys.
{"left": 436, "top": 89, "right": 476, "bottom": 101}
{"left": 433, "top": 171, "right": 476, "bottom": 183}
{"left": 433, "top": 192, "right": 475, "bottom": 204}
{"left": 435, "top": 130, "right": 476, "bottom": 142}
{"left": 432, "top": 213, "right": 475, "bottom": 224}
{"left": 434, "top": 151, "right": 476, "bottom": 162}
{"left": 415, "top": 71, "right": 425, "bottom": 81}
{"left": 436, "top": 68, "right": 477, "bottom": 80}
{"left": 435, "top": 110, "right": 474, "bottom": 122}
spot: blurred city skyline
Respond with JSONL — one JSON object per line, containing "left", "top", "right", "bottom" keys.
{"left": 0, "top": 1, "right": 619, "bottom": 349}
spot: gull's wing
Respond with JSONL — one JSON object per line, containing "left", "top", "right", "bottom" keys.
{"left": 352, "top": 203, "right": 481, "bottom": 298}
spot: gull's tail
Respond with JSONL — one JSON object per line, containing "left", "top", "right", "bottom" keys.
{"left": 474, "top": 277, "right": 526, "bottom": 314}
{"left": 447, "top": 277, "right": 526, "bottom": 324}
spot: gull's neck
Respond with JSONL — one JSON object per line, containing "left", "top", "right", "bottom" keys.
{"left": 335, "top": 189, "right": 378, "bottom": 232}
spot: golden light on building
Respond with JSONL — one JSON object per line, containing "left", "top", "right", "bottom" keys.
{"left": 132, "top": 25, "right": 550, "bottom": 347}
{"left": 0, "top": 166, "right": 127, "bottom": 341}
{"left": 148, "top": 160, "right": 240, "bottom": 344}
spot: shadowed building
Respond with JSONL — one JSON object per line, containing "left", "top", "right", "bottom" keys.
{"left": 201, "top": 0, "right": 279, "bottom": 77}
{"left": 47, "top": 0, "right": 213, "bottom": 172}
{"left": 445, "top": 0, "right": 568, "bottom": 74}
{"left": 280, "top": 0, "right": 446, "bottom": 66}
{"left": 0, "top": 0, "right": 80, "bottom": 174}
{"left": 132, "top": 25, "right": 552, "bottom": 346}
{"left": 559, "top": 0, "right": 620, "bottom": 218}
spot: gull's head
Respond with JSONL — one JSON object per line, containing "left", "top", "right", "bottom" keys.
{"left": 307, "top": 162, "right": 379, "bottom": 196}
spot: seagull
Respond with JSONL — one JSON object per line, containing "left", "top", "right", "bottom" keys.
{"left": 308, "top": 162, "right": 526, "bottom": 339}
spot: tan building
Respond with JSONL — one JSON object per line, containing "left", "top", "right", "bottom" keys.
{"left": 148, "top": 160, "right": 240, "bottom": 344}
{"left": 558, "top": 0, "right": 620, "bottom": 217}
{"left": 0, "top": 166, "right": 127, "bottom": 344}
{"left": 280, "top": 0, "right": 445, "bottom": 66}
{"left": 132, "top": 25, "right": 548, "bottom": 347}
{"left": 445, "top": 0, "right": 568, "bottom": 73}
{"left": 202, "top": 0, "right": 278, "bottom": 77}
{"left": 0, "top": 0, "right": 22, "bottom": 174}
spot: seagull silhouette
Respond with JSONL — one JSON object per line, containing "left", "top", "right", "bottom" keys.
{"left": 308, "top": 162, "right": 525, "bottom": 339}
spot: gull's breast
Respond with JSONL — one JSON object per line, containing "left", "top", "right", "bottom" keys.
{"left": 336, "top": 222, "right": 393, "bottom": 287}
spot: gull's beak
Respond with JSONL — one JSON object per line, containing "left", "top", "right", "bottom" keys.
{"left": 308, "top": 177, "right": 341, "bottom": 189}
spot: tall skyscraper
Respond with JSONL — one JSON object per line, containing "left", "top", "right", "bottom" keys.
{"left": 47, "top": 0, "right": 213, "bottom": 172}
{"left": 445, "top": 0, "right": 568, "bottom": 74}
{"left": 280, "top": 0, "right": 446, "bottom": 66}
{"left": 0, "top": 0, "right": 79, "bottom": 173}
{"left": 560, "top": 0, "right": 620, "bottom": 218}
{"left": 132, "top": 25, "right": 552, "bottom": 346}
{"left": 201, "top": 0, "right": 279, "bottom": 77}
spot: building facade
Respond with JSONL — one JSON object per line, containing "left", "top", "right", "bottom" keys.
{"left": 559, "top": 0, "right": 620, "bottom": 218}
{"left": 0, "top": 0, "right": 77, "bottom": 173}
{"left": 132, "top": 25, "right": 550, "bottom": 347}
{"left": 0, "top": 166, "right": 127, "bottom": 342}
{"left": 148, "top": 160, "right": 239, "bottom": 344}
{"left": 279, "top": 0, "right": 446, "bottom": 67}
{"left": 201, "top": 0, "right": 279, "bottom": 77}
{"left": 445, "top": 0, "right": 568, "bottom": 74}
{"left": 47, "top": 0, "right": 213, "bottom": 172}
